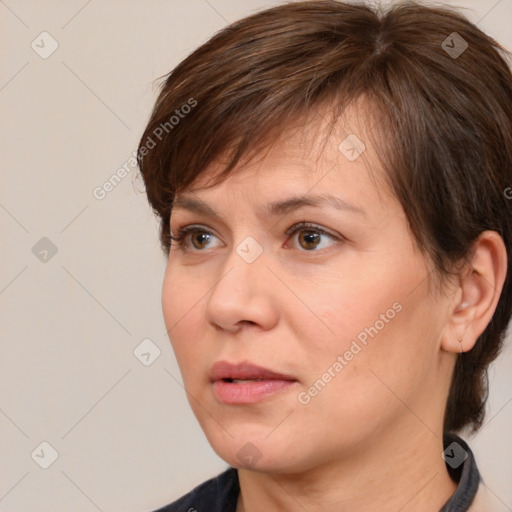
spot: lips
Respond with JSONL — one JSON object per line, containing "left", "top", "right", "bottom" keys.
{"left": 210, "top": 361, "right": 297, "bottom": 404}
{"left": 210, "top": 361, "right": 296, "bottom": 382}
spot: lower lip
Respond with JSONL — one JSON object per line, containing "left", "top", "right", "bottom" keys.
{"left": 212, "top": 379, "right": 296, "bottom": 404}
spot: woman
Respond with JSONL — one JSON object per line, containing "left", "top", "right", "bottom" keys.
{"left": 137, "top": 1, "right": 512, "bottom": 510}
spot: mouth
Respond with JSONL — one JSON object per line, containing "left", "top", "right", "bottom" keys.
{"left": 210, "top": 361, "right": 298, "bottom": 404}
{"left": 222, "top": 378, "right": 265, "bottom": 383}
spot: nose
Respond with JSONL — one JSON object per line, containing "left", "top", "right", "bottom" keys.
{"left": 203, "top": 240, "right": 278, "bottom": 333}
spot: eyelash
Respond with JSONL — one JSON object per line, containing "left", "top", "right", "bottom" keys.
{"left": 169, "top": 222, "right": 341, "bottom": 253}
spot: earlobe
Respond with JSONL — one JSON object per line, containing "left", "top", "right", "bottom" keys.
{"left": 441, "top": 231, "right": 507, "bottom": 355}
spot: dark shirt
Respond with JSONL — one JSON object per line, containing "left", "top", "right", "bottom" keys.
{"left": 153, "top": 433, "right": 481, "bottom": 512}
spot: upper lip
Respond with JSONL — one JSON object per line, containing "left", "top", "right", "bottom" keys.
{"left": 210, "top": 361, "right": 297, "bottom": 382}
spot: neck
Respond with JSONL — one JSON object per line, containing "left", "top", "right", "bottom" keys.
{"left": 236, "top": 422, "right": 457, "bottom": 512}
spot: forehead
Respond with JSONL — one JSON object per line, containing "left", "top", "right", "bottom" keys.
{"left": 181, "top": 99, "right": 386, "bottom": 200}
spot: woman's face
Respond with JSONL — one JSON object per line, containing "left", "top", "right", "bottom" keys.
{"left": 162, "top": 106, "right": 456, "bottom": 473}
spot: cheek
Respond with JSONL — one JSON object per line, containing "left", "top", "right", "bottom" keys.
{"left": 290, "top": 308, "right": 427, "bottom": 450}
{"left": 294, "top": 256, "right": 437, "bottom": 396}
{"left": 293, "top": 263, "right": 405, "bottom": 355}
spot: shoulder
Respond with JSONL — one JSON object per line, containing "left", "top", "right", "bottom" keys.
{"left": 150, "top": 467, "right": 240, "bottom": 512}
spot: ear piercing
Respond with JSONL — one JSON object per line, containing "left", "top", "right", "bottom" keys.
{"left": 459, "top": 336, "right": 464, "bottom": 353}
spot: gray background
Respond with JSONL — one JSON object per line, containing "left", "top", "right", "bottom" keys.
{"left": 1, "top": 0, "right": 511, "bottom": 511}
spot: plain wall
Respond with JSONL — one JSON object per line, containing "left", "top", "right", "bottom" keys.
{"left": 1, "top": 1, "right": 511, "bottom": 510}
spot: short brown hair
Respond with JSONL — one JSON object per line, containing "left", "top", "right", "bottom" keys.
{"left": 137, "top": 0, "right": 512, "bottom": 433}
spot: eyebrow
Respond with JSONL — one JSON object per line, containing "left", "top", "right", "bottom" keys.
{"left": 171, "top": 193, "right": 367, "bottom": 219}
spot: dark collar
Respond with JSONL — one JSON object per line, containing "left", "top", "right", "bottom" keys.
{"left": 439, "top": 432, "right": 481, "bottom": 511}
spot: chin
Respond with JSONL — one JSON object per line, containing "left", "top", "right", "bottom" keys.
{"left": 200, "top": 423, "right": 306, "bottom": 473}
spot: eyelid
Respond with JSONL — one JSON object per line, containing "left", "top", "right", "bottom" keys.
{"left": 284, "top": 221, "right": 338, "bottom": 239}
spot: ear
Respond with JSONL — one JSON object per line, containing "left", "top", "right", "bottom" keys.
{"left": 441, "top": 231, "right": 508, "bottom": 354}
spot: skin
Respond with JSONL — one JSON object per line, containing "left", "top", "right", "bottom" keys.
{"left": 161, "top": 101, "right": 507, "bottom": 512}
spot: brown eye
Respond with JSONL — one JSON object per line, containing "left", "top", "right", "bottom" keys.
{"left": 286, "top": 223, "right": 339, "bottom": 252}
{"left": 297, "top": 230, "right": 321, "bottom": 250}
{"left": 190, "top": 231, "right": 212, "bottom": 249}
{"left": 169, "top": 226, "right": 219, "bottom": 251}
